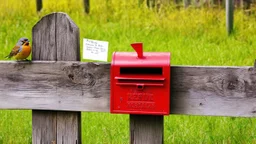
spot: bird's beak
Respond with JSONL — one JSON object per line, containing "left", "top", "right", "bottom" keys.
{"left": 23, "top": 41, "right": 30, "bottom": 46}
{"left": 22, "top": 40, "right": 29, "bottom": 43}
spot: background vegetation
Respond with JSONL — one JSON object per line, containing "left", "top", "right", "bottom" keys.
{"left": 0, "top": 0, "right": 256, "bottom": 143}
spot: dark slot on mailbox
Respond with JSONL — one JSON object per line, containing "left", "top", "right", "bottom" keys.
{"left": 120, "top": 67, "right": 162, "bottom": 75}
{"left": 115, "top": 77, "right": 165, "bottom": 86}
{"left": 117, "top": 78, "right": 165, "bottom": 83}
{"left": 116, "top": 78, "right": 165, "bottom": 87}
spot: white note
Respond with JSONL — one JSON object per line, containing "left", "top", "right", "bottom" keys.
{"left": 83, "top": 38, "right": 109, "bottom": 61}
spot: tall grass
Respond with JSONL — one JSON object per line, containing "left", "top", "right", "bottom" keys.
{"left": 0, "top": 0, "right": 256, "bottom": 143}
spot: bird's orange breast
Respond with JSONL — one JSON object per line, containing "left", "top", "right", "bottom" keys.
{"left": 14, "top": 45, "right": 31, "bottom": 60}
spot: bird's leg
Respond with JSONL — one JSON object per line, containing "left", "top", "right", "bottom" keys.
{"left": 16, "top": 59, "right": 31, "bottom": 63}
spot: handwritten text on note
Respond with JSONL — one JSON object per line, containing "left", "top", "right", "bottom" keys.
{"left": 83, "top": 38, "right": 109, "bottom": 61}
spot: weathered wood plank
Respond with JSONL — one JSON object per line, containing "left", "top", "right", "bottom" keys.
{"left": 130, "top": 115, "right": 163, "bottom": 144}
{"left": 171, "top": 65, "right": 256, "bottom": 117}
{"left": 31, "top": 12, "right": 81, "bottom": 144}
{"left": 32, "top": 13, "right": 56, "bottom": 60}
{"left": 32, "top": 111, "right": 57, "bottom": 144}
{"left": 0, "top": 61, "right": 109, "bottom": 112}
{"left": 57, "top": 112, "right": 81, "bottom": 144}
{"left": 55, "top": 13, "right": 80, "bottom": 61}
{"left": 1, "top": 61, "right": 256, "bottom": 117}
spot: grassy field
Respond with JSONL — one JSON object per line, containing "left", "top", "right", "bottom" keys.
{"left": 0, "top": 0, "right": 256, "bottom": 143}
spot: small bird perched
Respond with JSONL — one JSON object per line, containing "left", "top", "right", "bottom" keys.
{"left": 5, "top": 37, "right": 31, "bottom": 61}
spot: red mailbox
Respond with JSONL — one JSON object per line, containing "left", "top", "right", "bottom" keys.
{"left": 110, "top": 42, "right": 171, "bottom": 115}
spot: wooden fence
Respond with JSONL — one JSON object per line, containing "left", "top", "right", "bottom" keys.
{"left": 1, "top": 12, "right": 256, "bottom": 144}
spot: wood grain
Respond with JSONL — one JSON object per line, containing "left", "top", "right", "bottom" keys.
{"left": 32, "top": 110, "right": 57, "bottom": 144}
{"left": 130, "top": 115, "right": 163, "bottom": 144}
{"left": 57, "top": 112, "right": 81, "bottom": 144}
{"left": 1, "top": 61, "right": 256, "bottom": 117}
{"left": 32, "top": 13, "right": 56, "bottom": 60}
{"left": 55, "top": 12, "right": 80, "bottom": 61}
{"left": 171, "top": 66, "right": 256, "bottom": 117}
{"left": 31, "top": 12, "right": 81, "bottom": 144}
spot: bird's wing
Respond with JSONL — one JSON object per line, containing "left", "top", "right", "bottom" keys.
{"left": 6, "top": 45, "right": 21, "bottom": 58}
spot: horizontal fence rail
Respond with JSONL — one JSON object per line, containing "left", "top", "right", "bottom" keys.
{"left": 1, "top": 61, "right": 256, "bottom": 117}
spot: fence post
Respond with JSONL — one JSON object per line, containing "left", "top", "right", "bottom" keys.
{"left": 184, "top": 0, "right": 191, "bottom": 8}
{"left": 130, "top": 115, "right": 163, "bottom": 144}
{"left": 36, "top": 0, "right": 43, "bottom": 12}
{"left": 83, "top": 0, "right": 90, "bottom": 14}
{"left": 32, "top": 12, "right": 81, "bottom": 144}
{"left": 226, "top": 0, "right": 234, "bottom": 35}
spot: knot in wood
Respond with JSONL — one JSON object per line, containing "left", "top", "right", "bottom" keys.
{"left": 68, "top": 74, "right": 74, "bottom": 80}
{"left": 227, "top": 81, "right": 236, "bottom": 90}
{"left": 63, "top": 65, "right": 96, "bottom": 87}
{"left": 83, "top": 73, "right": 96, "bottom": 86}
{"left": 221, "top": 74, "right": 246, "bottom": 97}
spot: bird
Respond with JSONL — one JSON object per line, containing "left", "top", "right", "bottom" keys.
{"left": 5, "top": 37, "right": 31, "bottom": 61}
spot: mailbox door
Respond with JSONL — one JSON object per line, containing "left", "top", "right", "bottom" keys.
{"left": 111, "top": 66, "right": 170, "bottom": 115}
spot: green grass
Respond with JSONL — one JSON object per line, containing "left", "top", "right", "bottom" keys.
{"left": 0, "top": 0, "right": 256, "bottom": 143}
